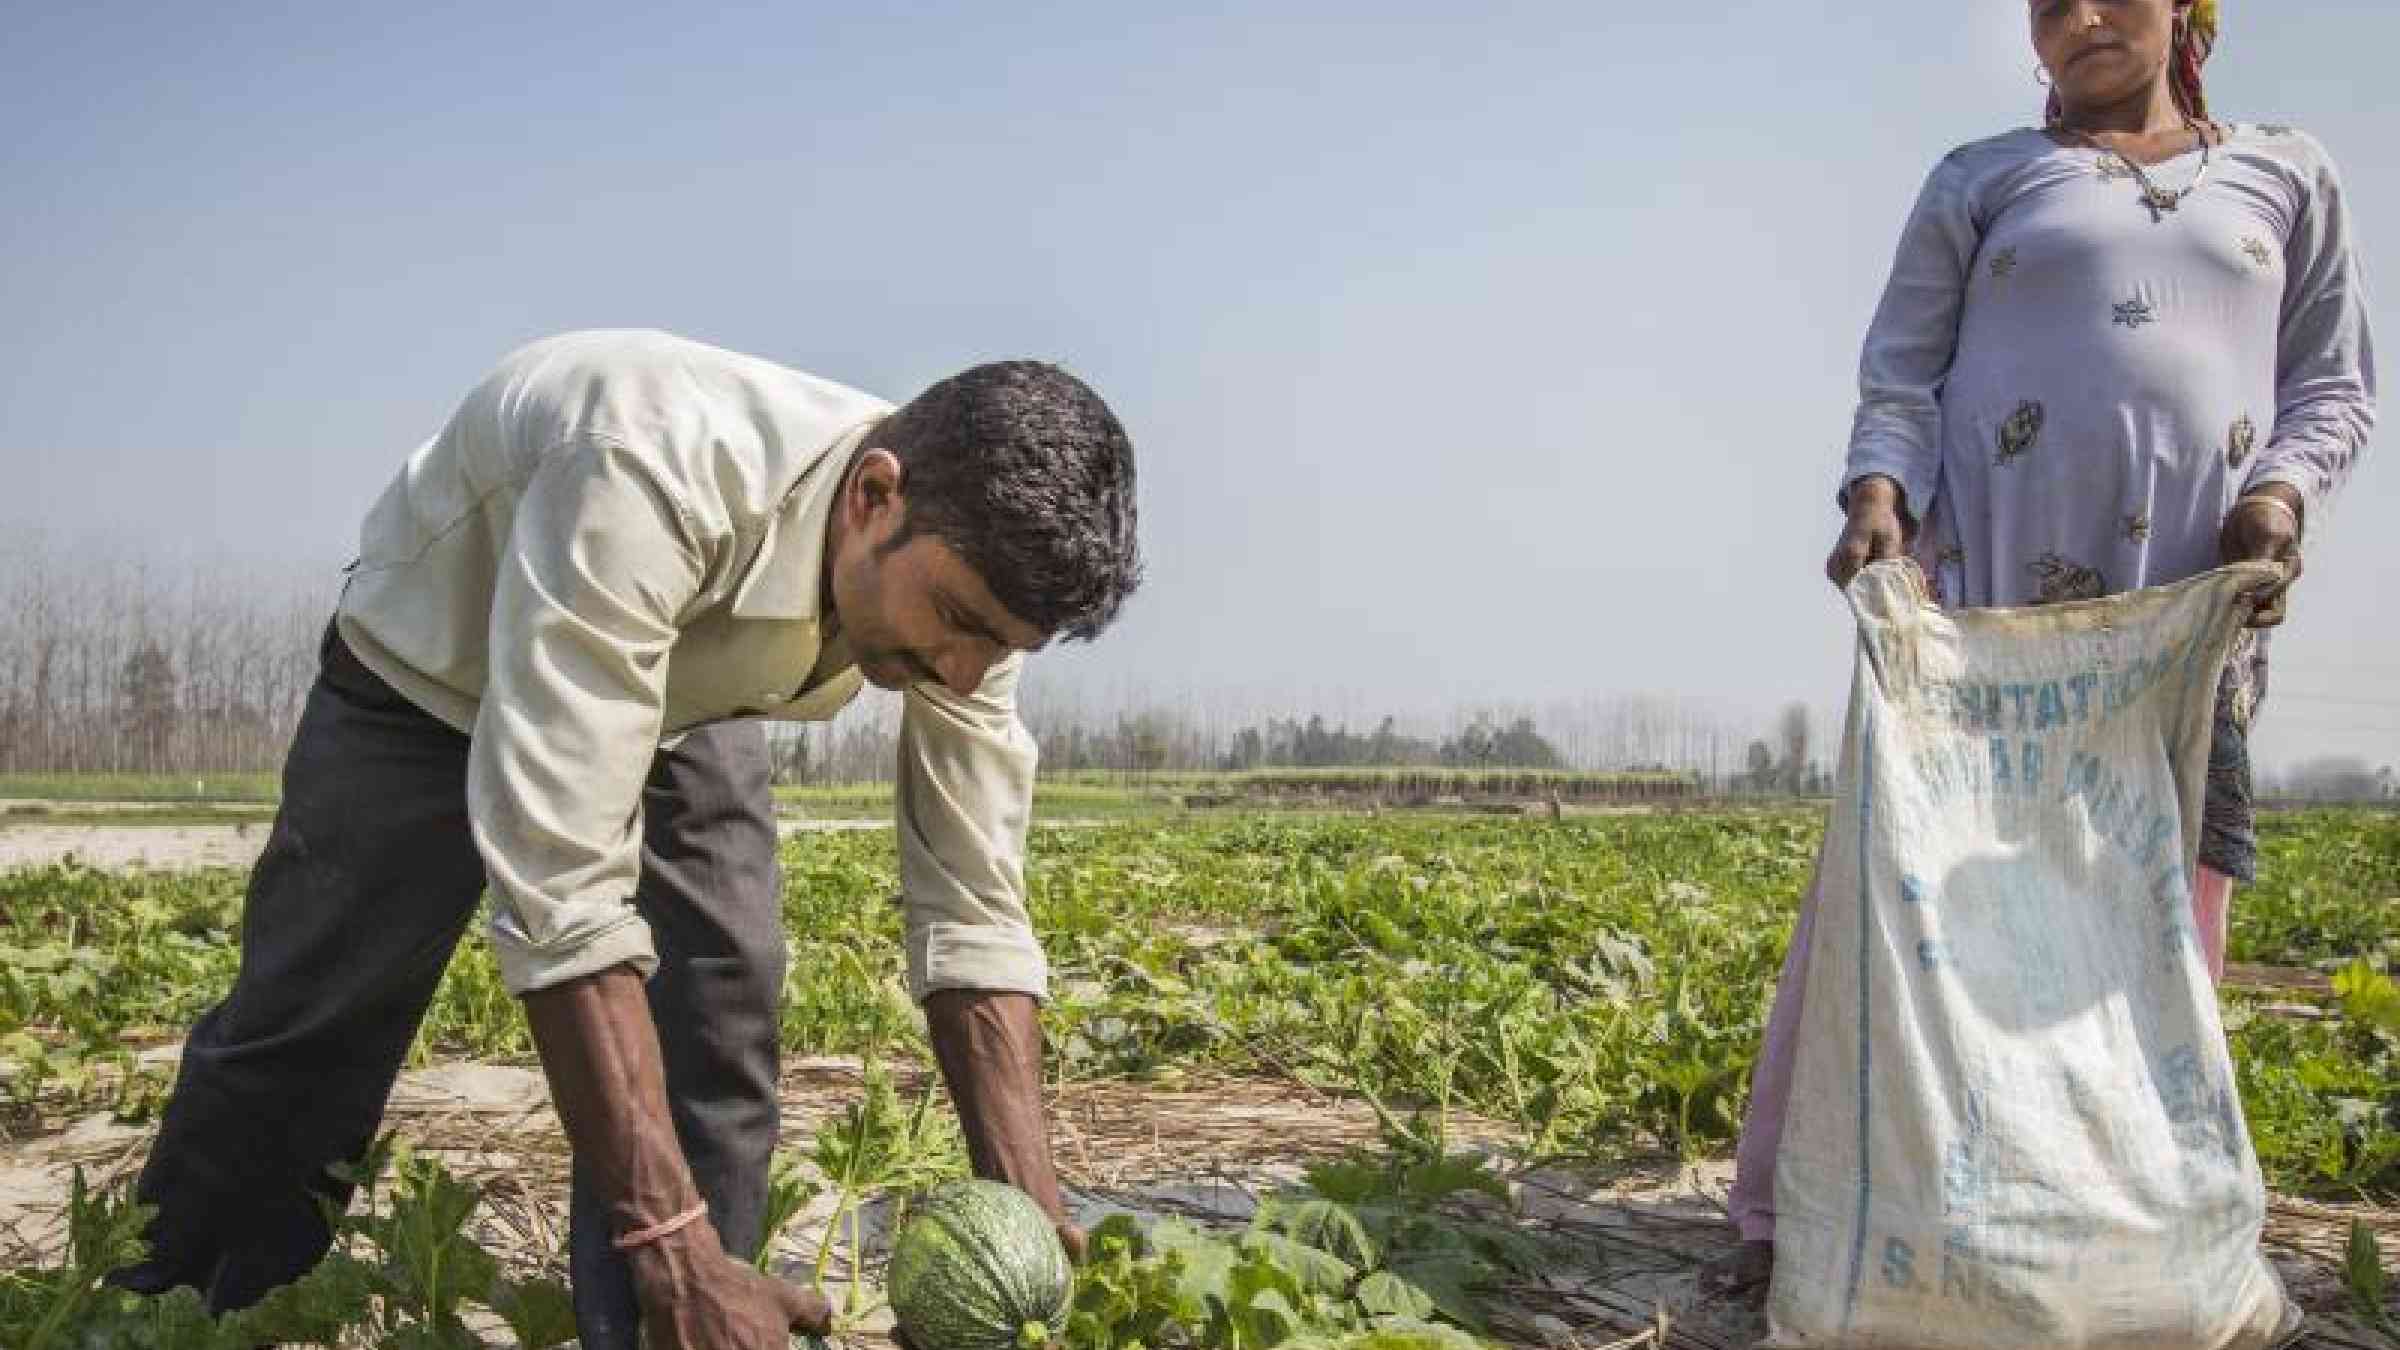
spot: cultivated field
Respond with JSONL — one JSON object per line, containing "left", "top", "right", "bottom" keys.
{"left": 2, "top": 810, "right": 2394, "bottom": 1347}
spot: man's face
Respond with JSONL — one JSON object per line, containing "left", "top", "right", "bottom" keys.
{"left": 826, "top": 451, "right": 1048, "bottom": 694}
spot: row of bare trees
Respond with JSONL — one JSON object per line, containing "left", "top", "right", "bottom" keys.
{"left": 0, "top": 539, "right": 1816, "bottom": 789}
{"left": 0, "top": 539, "right": 333, "bottom": 777}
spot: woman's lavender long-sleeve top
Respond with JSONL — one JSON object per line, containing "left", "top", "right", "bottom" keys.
{"left": 1843, "top": 123, "right": 2373, "bottom": 612}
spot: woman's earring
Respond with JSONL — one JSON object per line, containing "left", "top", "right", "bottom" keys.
{"left": 2035, "top": 62, "right": 2053, "bottom": 87}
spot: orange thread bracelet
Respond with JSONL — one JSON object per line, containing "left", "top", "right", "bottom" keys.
{"left": 615, "top": 1202, "right": 710, "bottom": 1250}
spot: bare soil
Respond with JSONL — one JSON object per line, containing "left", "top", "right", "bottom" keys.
{"left": 0, "top": 818, "right": 917, "bottom": 872}
{"left": 2, "top": 1055, "right": 2391, "bottom": 1349}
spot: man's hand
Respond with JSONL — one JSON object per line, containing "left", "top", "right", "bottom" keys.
{"left": 1826, "top": 475, "right": 1913, "bottom": 589}
{"left": 524, "top": 966, "right": 831, "bottom": 1347}
{"left": 924, "top": 990, "right": 1086, "bottom": 1263}
{"left": 2219, "top": 484, "right": 2306, "bottom": 628}
{"left": 628, "top": 1222, "right": 832, "bottom": 1350}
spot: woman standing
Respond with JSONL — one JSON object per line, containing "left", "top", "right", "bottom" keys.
{"left": 1718, "top": 0, "right": 2375, "bottom": 1296}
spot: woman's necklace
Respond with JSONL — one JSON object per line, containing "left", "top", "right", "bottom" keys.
{"left": 2055, "top": 117, "right": 2215, "bottom": 223}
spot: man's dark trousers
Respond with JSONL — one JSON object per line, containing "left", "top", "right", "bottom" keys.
{"left": 118, "top": 622, "right": 788, "bottom": 1350}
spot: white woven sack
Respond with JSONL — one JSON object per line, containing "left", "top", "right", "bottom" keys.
{"left": 1766, "top": 560, "right": 2294, "bottom": 1349}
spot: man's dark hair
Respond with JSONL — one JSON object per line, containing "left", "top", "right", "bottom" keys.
{"left": 879, "top": 360, "right": 1141, "bottom": 642}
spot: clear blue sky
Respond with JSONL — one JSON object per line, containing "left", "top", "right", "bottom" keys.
{"left": 4, "top": 2, "right": 2392, "bottom": 771}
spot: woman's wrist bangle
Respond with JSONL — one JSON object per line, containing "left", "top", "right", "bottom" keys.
{"left": 2233, "top": 492, "right": 2304, "bottom": 541}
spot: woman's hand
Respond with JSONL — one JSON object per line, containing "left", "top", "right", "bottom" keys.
{"left": 1826, "top": 475, "right": 1914, "bottom": 589}
{"left": 2219, "top": 485, "right": 2306, "bottom": 628}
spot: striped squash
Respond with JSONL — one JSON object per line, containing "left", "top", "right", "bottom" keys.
{"left": 888, "top": 1181, "right": 1072, "bottom": 1350}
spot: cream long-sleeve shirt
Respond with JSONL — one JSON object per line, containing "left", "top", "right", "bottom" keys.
{"left": 335, "top": 329, "right": 1045, "bottom": 1001}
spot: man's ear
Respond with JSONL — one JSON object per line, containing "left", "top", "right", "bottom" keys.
{"left": 846, "top": 449, "right": 906, "bottom": 524}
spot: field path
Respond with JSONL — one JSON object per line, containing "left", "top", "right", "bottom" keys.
{"left": 0, "top": 816, "right": 1131, "bottom": 872}
{"left": 0, "top": 818, "right": 925, "bottom": 873}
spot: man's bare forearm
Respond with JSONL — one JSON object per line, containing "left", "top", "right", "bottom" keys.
{"left": 924, "top": 990, "right": 1065, "bottom": 1220}
{"left": 523, "top": 965, "right": 704, "bottom": 1235}
{"left": 525, "top": 964, "right": 834, "bottom": 1343}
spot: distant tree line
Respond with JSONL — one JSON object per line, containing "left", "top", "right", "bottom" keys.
{"left": 2262, "top": 757, "right": 2398, "bottom": 804}
{"left": 25, "top": 544, "right": 2385, "bottom": 804}
{"left": 771, "top": 700, "right": 1810, "bottom": 790}
{"left": 60, "top": 538, "right": 2375, "bottom": 802}
{"left": 763, "top": 708, "right": 1575, "bottom": 784}
{"left": 0, "top": 539, "right": 1835, "bottom": 793}
{"left": 0, "top": 539, "right": 329, "bottom": 777}
{"left": 1210, "top": 714, "right": 1565, "bottom": 772}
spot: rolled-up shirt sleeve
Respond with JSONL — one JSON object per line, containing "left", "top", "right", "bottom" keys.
{"left": 2251, "top": 133, "right": 2376, "bottom": 525}
{"left": 1843, "top": 151, "right": 1980, "bottom": 520}
{"left": 470, "top": 436, "right": 718, "bottom": 995}
{"left": 894, "top": 653, "right": 1046, "bottom": 1004}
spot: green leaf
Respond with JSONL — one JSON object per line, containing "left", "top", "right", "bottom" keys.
{"left": 1397, "top": 1155, "right": 1506, "bottom": 1205}
{"left": 0, "top": 946, "right": 71, "bottom": 974}
{"left": 490, "top": 1276, "right": 579, "bottom": 1349}
{"left": 1151, "top": 1220, "right": 1239, "bottom": 1310}
{"left": 1299, "top": 1159, "right": 1387, "bottom": 1205}
{"left": 2333, "top": 959, "right": 2400, "bottom": 1036}
{"left": 112, "top": 1282, "right": 250, "bottom": 1348}
{"left": 1241, "top": 1285, "right": 1307, "bottom": 1347}
{"left": 1238, "top": 1232, "right": 1356, "bottom": 1296}
{"left": 10, "top": 1171, "right": 155, "bottom": 1350}
{"left": 1087, "top": 1213, "right": 1150, "bottom": 1254}
{"left": 1254, "top": 1197, "right": 1379, "bottom": 1269}
{"left": 1384, "top": 1256, "right": 1487, "bottom": 1332}
{"left": 376, "top": 1157, "right": 499, "bottom": 1321}
{"left": 228, "top": 1252, "right": 385, "bottom": 1346}
{"left": 385, "top": 1318, "right": 486, "bottom": 1350}
{"left": 754, "top": 1150, "right": 823, "bottom": 1271}
{"left": 1066, "top": 1219, "right": 1207, "bottom": 1350}
{"left": 1329, "top": 1319, "right": 1489, "bottom": 1350}
{"left": 2344, "top": 1218, "right": 2390, "bottom": 1324}
{"left": 1351, "top": 1272, "right": 1435, "bottom": 1322}
{"left": 62, "top": 1168, "right": 155, "bottom": 1278}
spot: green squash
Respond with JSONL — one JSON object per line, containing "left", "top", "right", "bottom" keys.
{"left": 888, "top": 1180, "right": 1072, "bottom": 1350}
